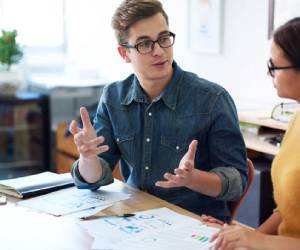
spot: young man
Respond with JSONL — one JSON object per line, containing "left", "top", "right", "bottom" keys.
{"left": 69, "top": 0, "right": 247, "bottom": 222}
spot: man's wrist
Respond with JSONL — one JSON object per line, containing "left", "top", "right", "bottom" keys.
{"left": 79, "top": 155, "right": 99, "bottom": 163}
{"left": 78, "top": 155, "right": 102, "bottom": 183}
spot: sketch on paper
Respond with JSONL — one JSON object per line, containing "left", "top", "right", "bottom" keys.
{"left": 188, "top": 0, "right": 223, "bottom": 53}
{"left": 80, "top": 207, "right": 219, "bottom": 250}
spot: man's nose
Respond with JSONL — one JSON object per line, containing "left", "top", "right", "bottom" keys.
{"left": 151, "top": 41, "right": 164, "bottom": 55}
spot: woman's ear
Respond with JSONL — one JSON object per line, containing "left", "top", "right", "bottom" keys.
{"left": 118, "top": 46, "right": 131, "bottom": 63}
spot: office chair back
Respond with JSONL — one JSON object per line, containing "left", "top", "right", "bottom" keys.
{"left": 228, "top": 158, "right": 255, "bottom": 222}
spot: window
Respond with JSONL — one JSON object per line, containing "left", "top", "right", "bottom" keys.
{"left": 0, "top": 0, "right": 65, "bottom": 48}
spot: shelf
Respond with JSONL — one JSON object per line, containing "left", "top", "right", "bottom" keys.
{"left": 238, "top": 110, "right": 287, "bottom": 157}
{"left": 243, "top": 133, "right": 280, "bottom": 156}
{"left": 0, "top": 92, "right": 50, "bottom": 172}
{"left": 239, "top": 111, "right": 288, "bottom": 131}
{"left": 0, "top": 125, "right": 40, "bottom": 132}
{"left": 0, "top": 160, "right": 41, "bottom": 169}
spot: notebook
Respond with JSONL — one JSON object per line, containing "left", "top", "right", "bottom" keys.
{"left": 0, "top": 172, "right": 74, "bottom": 198}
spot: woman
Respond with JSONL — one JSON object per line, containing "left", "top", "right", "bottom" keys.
{"left": 210, "top": 17, "right": 300, "bottom": 250}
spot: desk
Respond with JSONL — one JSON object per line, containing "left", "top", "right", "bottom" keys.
{"left": 0, "top": 180, "right": 216, "bottom": 250}
{"left": 238, "top": 110, "right": 287, "bottom": 156}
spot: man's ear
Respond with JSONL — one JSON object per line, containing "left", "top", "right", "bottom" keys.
{"left": 118, "top": 46, "right": 131, "bottom": 63}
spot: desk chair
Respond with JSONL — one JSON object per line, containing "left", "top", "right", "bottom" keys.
{"left": 228, "top": 158, "right": 255, "bottom": 222}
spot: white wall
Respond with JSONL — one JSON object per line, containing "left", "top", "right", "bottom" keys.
{"left": 66, "top": 0, "right": 285, "bottom": 111}
{"left": 162, "top": 0, "right": 283, "bottom": 110}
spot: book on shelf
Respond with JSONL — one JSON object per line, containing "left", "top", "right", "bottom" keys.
{"left": 13, "top": 105, "right": 30, "bottom": 162}
{"left": 0, "top": 172, "right": 74, "bottom": 199}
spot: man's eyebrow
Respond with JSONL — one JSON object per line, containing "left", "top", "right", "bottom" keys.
{"left": 136, "top": 35, "right": 151, "bottom": 42}
{"left": 158, "top": 31, "right": 170, "bottom": 36}
{"left": 135, "top": 31, "right": 170, "bottom": 42}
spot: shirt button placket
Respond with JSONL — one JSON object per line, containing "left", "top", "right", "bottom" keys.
{"left": 141, "top": 106, "right": 153, "bottom": 190}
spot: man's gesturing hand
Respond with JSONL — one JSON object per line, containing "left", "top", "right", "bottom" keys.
{"left": 155, "top": 140, "right": 198, "bottom": 188}
{"left": 69, "top": 107, "right": 109, "bottom": 159}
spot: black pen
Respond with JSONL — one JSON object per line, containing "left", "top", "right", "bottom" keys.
{"left": 80, "top": 212, "right": 135, "bottom": 221}
{"left": 119, "top": 213, "right": 135, "bottom": 218}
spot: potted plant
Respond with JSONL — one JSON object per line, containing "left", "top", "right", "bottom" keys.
{"left": 0, "top": 30, "right": 23, "bottom": 70}
{"left": 0, "top": 29, "right": 23, "bottom": 95}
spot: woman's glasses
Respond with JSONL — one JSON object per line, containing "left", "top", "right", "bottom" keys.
{"left": 267, "top": 59, "right": 300, "bottom": 77}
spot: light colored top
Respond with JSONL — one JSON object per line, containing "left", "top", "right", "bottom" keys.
{"left": 272, "top": 111, "right": 300, "bottom": 238}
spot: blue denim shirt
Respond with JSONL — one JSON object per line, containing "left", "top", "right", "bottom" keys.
{"left": 72, "top": 61, "right": 248, "bottom": 222}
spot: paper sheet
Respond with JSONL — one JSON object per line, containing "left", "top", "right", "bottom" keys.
{"left": 18, "top": 188, "right": 131, "bottom": 216}
{"left": 113, "top": 223, "right": 218, "bottom": 250}
{"left": 78, "top": 207, "right": 219, "bottom": 250}
{"left": 65, "top": 204, "right": 112, "bottom": 219}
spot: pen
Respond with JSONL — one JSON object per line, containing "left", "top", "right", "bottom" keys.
{"left": 80, "top": 213, "right": 135, "bottom": 221}
{"left": 120, "top": 213, "right": 135, "bottom": 218}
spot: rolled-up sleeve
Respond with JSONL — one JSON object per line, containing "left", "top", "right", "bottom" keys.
{"left": 207, "top": 90, "right": 248, "bottom": 201}
{"left": 71, "top": 157, "right": 114, "bottom": 190}
{"left": 210, "top": 167, "right": 244, "bottom": 200}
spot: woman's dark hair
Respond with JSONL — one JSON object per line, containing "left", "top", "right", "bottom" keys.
{"left": 111, "top": 0, "right": 169, "bottom": 45}
{"left": 273, "top": 17, "right": 300, "bottom": 67}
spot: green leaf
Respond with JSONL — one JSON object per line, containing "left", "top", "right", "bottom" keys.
{"left": 0, "top": 29, "right": 23, "bottom": 70}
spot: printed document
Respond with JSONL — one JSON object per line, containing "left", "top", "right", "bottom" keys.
{"left": 18, "top": 187, "right": 131, "bottom": 216}
{"left": 79, "top": 207, "right": 219, "bottom": 250}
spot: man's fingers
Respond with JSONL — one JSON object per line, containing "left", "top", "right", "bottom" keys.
{"left": 174, "top": 168, "right": 187, "bottom": 177}
{"left": 180, "top": 161, "right": 194, "bottom": 171}
{"left": 79, "top": 144, "right": 109, "bottom": 155}
{"left": 91, "top": 145, "right": 109, "bottom": 155}
{"left": 79, "top": 137, "right": 106, "bottom": 152}
{"left": 78, "top": 136, "right": 107, "bottom": 151}
{"left": 86, "top": 136, "right": 105, "bottom": 148}
{"left": 201, "top": 215, "right": 224, "bottom": 225}
{"left": 74, "top": 131, "right": 85, "bottom": 145}
{"left": 164, "top": 172, "right": 183, "bottom": 182}
{"left": 186, "top": 139, "right": 198, "bottom": 161}
{"left": 69, "top": 120, "right": 80, "bottom": 135}
{"left": 155, "top": 180, "right": 177, "bottom": 188}
{"left": 80, "top": 107, "right": 93, "bottom": 129}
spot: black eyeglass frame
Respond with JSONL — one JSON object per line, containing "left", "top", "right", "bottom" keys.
{"left": 121, "top": 31, "right": 176, "bottom": 54}
{"left": 267, "top": 58, "right": 300, "bottom": 77}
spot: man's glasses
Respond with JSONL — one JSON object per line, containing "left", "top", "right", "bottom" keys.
{"left": 267, "top": 58, "right": 300, "bottom": 77}
{"left": 122, "top": 32, "right": 175, "bottom": 54}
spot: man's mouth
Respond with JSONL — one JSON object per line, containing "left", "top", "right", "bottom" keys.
{"left": 153, "top": 60, "right": 166, "bottom": 66}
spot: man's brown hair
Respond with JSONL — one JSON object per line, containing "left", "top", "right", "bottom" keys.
{"left": 111, "top": 0, "right": 169, "bottom": 45}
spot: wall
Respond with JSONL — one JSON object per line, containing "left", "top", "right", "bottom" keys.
{"left": 158, "top": 0, "right": 284, "bottom": 110}
{"left": 66, "top": 0, "right": 287, "bottom": 112}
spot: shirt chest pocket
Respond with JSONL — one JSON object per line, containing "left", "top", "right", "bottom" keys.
{"left": 160, "top": 136, "right": 190, "bottom": 172}
{"left": 115, "top": 134, "right": 135, "bottom": 164}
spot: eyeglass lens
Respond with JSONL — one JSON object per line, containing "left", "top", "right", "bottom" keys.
{"left": 137, "top": 33, "right": 175, "bottom": 54}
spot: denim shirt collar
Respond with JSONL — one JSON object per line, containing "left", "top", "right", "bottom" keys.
{"left": 121, "top": 61, "right": 182, "bottom": 110}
